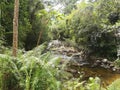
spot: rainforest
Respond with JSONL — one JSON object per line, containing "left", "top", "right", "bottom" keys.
{"left": 0, "top": 0, "right": 120, "bottom": 90}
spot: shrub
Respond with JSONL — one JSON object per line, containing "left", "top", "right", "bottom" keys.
{"left": 0, "top": 44, "right": 62, "bottom": 90}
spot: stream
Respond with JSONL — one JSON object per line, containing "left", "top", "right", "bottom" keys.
{"left": 48, "top": 40, "right": 120, "bottom": 86}
{"left": 70, "top": 64, "right": 120, "bottom": 87}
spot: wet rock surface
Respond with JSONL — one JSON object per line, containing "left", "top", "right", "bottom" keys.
{"left": 47, "top": 40, "right": 89, "bottom": 66}
{"left": 47, "top": 40, "right": 120, "bottom": 73}
{"left": 92, "top": 59, "right": 120, "bottom": 73}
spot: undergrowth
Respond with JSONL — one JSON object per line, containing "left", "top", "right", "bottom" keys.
{"left": 0, "top": 44, "right": 120, "bottom": 90}
{"left": 0, "top": 44, "right": 62, "bottom": 90}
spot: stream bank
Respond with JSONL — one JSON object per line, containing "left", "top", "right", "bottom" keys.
{"left": 47, "top": 40, "right": 120, "bottom": 86}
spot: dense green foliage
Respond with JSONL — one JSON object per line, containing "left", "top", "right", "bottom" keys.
{"left": 50, "top": 0, "right": 120, "bottom": 59}
{"left": 0, "top": 0, "right": 120, "bottom": 90}
{"left": 1, "top": 0, "right": 119, "bottom": 59}
{"left": 0, "top": 45, "right": 61, "bottom": 90}
{"left": 0, "top": 45, "right": 120, "bottom": 90}
{"left": 0, "top": 0, "right": 50, "bottom": 50}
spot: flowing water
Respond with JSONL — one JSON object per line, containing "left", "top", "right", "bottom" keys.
{"left": 54, "top": 53, "right": 120, "bottom": 86}
{"left": 48, "top": 40, "right": 120, "bottom": 87}
{"left": 70, "top": 65, "right": 120, "bottom": 87}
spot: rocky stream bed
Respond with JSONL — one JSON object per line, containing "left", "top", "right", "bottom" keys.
{"left": 47, "top": 40, "right": 120, "bottom": 86}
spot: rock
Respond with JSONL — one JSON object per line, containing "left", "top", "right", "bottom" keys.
{"left": 79, "top": 62, "right": 89, "bottom": 66}
{"left": 102, "top": 59, "right": 108, "bottom": 63}
{"left": 104, "top": 64, "right": 109, "bottom": 68}
{"left": 100, "top": 64, "right": 105, "bottom": 68}
{"left": 96, "top": 60, "right": 101, "bottom": 65}
{"left": 47, "top": 40, "right": 63, "bottom": 49}
{"left": 112, "top": 66, "right": 118, "bottom": 71}
{"left": 65, "top": 68, "right": 78, "bottom": 74}
{"left": 109, "top": 64, "right": 114, "bottom": 68}
{"left": 72, "top": 54, "right": 80, "bottom": 59}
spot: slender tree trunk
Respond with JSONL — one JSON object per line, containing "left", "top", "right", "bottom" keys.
{"left": 36, "top": 30, "right": 43, "bottom": 46}
{"left": 36, "top": 19, "right": 49, "bottom": 47}
{"left": 13, "top": 0, "right": 19, "bottom": 57}
{"left": 0, "top": 7, "right": 1, "bottom": 26}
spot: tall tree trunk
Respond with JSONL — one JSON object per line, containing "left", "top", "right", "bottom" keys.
{"left": 13, "top": 0, "right": 19, "bottom": 57}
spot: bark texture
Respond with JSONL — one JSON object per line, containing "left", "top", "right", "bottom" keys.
{"left": 13, "top": 0, "right": 19, "bottom": 57}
